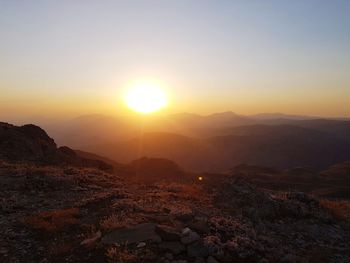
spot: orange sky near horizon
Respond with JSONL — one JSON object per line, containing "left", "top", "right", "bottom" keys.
{"left": 1, "top": 83, "right": 350, "bottom": 121}
{"left": 1, "top": 1, "right": 350, "bottom": 121}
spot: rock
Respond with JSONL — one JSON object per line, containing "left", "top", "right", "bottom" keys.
{"left": 155, "top": 225, "right": 181, "bottom": 241}
{"left": 182, "top": 227, "right": 191, "bottom": 236}
{"left": 0, "top": 123, "right": 57, "bottom": 162}
{"left": 189, "top": 220, "right": 210, "bottom": 234}
{"left": 80, "top": 230, "right": 102, "bottom": 246}
{"left": 187, "top": 241, "right": 209, "bottom": 258}
{"left": 137, "top": 242, "right": 146, "bottom": 248}
{"left": 102, "top": 223, "right": 160, "bottom": 244}
{"left": 207, "top": 256, "right": 219, "bottom": 263}
{"left": 181, "top": 229, "right": 200, "bottom": 245}
{"left": 159, "top": 241, "right": 186, "bottom": 255}
{"left": 0, "top": 122, "right": 113, "bottom": 171}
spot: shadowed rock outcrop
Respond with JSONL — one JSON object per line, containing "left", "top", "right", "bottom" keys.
{"left": 0, "top": 122, "right": 113, "bottom": 171}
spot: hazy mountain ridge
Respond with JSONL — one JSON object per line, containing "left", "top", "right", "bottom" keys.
{"left": 42, "top": 112, "right": 350, "bottom": 149}
{"left": 32, "top": 112, "right": 350, "bottom": 172}
{"left": 84, "top": 125, "right": 350, "bottom": 172}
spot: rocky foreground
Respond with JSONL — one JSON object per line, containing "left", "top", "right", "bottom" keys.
{"left": 1, "top": 161, "right": 350, "bottom": 263}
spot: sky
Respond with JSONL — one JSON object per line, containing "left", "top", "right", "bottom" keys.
{"left": 1, "top": 0, "right": 350, "bottom": 121}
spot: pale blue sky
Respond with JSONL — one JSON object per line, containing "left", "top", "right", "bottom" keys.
{"left": 1, "top": 0, "right": 350, "bottom": 118}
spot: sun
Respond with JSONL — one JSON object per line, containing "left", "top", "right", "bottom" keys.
{"left": 124, "top": 83, "right": 168, "bottom": 114}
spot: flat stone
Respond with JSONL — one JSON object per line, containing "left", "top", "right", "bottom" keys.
{"left": 155, "top": 225, "right": 181, "bottom": 241}
{"left": 102, "top": 223, "right": 160, "bottom": 244}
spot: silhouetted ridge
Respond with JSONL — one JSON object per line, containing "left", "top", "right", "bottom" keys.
{"left": 0, "top": 122, "right": 113, "bottom": 171}
{"left": 0, "top": 122, "right": 57, "bottom": 162}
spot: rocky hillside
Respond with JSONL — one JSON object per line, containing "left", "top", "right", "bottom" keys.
{"left": 89, "top": 125, "right": 350, "bottom": 172}
{"left": 223, "top": 163, "right": 350, "bottom": 200}
{"left": 1, "top": 161, "right": 350, "bottom": 263}
{"left": 0, "top": 122, "right": 113, "bottom": 171}
{"left": 0, "top": 122, "right": 58, "bottom": 162}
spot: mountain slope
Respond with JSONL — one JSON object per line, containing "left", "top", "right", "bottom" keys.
{"left": 89, "top": 125, "right": 350, "bottom": 172}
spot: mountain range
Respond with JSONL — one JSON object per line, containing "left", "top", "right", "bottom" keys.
{"left": 38, "top": 112, "right": 350, "bottom": 172}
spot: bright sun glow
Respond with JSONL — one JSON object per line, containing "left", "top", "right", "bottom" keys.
{"left": 124, "top": 83, "right": 168, "bottom": 114}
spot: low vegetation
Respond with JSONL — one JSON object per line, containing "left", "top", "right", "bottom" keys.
{"left": 320, "top": 199, "right": 350, "bottom": 221}
{"left": 22, "top": 208, "right": 80, "bottom": 233}
{"left": 1, "top": 161, "right": 350, "bottom": 262}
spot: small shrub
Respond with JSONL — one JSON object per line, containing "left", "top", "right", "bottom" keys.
{"left": 106, "top": 247, "right": 137, "bottom": 263}
{"left": 100, "top": 212, "right": 145, "bottom": 232}
{"left": 100, "top": 214, "right": 125, "bottom": 231}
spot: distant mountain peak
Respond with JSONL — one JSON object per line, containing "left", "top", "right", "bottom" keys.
{"left": 208, "top": 111, "right": 238, "bottom": 117}
{"left": 250, "top": 112, "right": 318, "bottom": 120}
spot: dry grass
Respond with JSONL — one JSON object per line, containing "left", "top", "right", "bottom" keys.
{"left": 99, "top": 212, "right": 140, "bottom": 232}
{"left": 100, "top": 214, "right": 126, "bottom": 231}
{"left": 320, "top": 199, "right": 350, "bottom": 221}
{"left": 106, "top": 247, "right": 137, "bottom": 263}
{"left": 22, "top": 207, "right": 80, "bottom": 232}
